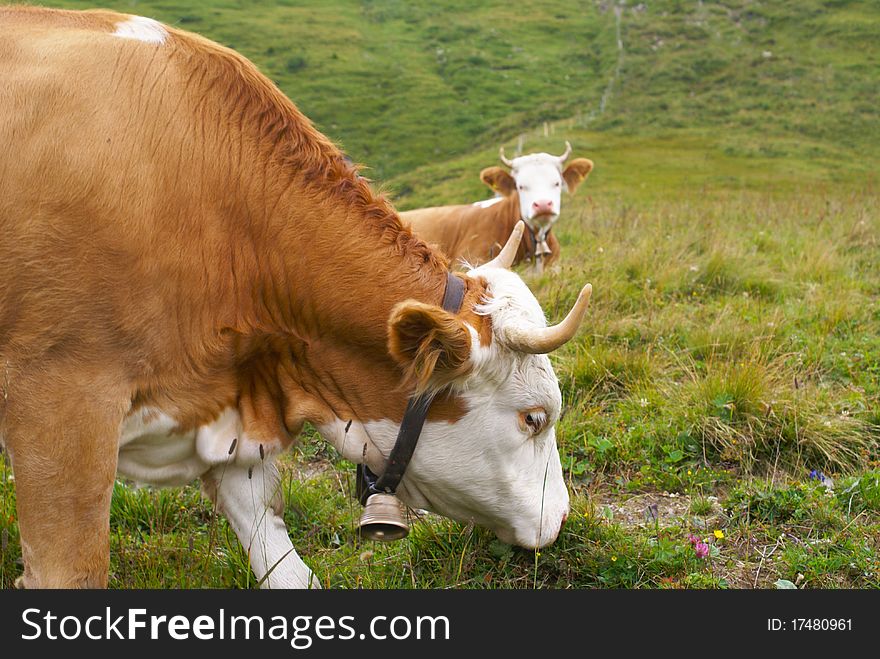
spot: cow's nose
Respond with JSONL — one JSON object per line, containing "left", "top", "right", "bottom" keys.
{"left": 532, "top": 199, "right": 554, "bottom": 215}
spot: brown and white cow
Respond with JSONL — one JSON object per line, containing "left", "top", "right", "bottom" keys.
{"left": 401, "top": 145, "right": 594, "bottom": 272}
{"left": 0, "top": 7, "right": 592, "bottom": 589}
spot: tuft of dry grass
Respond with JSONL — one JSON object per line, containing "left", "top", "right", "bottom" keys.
{"left": 675, "top": 358, "right": 877, "bottom": 474}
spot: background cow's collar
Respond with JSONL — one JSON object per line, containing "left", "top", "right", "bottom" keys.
{"left": 357, "top": 272, "right": 465, "bottom": 503}
{"left": 523, "top": 222, "right": 553, "bottom": 262}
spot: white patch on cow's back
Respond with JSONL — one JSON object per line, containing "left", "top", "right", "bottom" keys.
{"left": 113, "top": 16, "right": 168, "bottom": 44}
{"left": 472, "top": 196, "right": 504, "bottom": 209}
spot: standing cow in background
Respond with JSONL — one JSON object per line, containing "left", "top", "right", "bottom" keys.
{"left": 401, "top": 143, "right": 594, "bottom": 273}
{"left": 0, "top": 7, "right": 592, "bottom": 589}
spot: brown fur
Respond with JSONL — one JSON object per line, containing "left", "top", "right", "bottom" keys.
{"left": 480, "top": 166, "right": 517, "bottom": 196}
{"left": 0, "top": 6, "right": 486, "bottom": 587}
{"left": 388, "top": 302, "right": 473, "bottom": 395}
{"left": 401, "top": 195, "right": 561, "bottom": 268}
{"left": 562, "top": 158, "right": 594, "bottom": 191}
{"left": 401, "top": 158, "right": 594, "bottom": 268}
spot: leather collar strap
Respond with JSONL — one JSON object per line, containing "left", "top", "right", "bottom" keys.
{"left": 357, "top": 272, "right": 466, "bottom": 504}
{"left": 524, "top": 222, "right": 552, "bottom": 262}
{"left": 440, "top": 269, "right": 466, "bottom": 313}
{"left": 524, "top": 223, "right": 538, "bottom": 261}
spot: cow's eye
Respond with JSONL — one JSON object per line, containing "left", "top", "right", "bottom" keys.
{"left": 554, "top": 181, "right": 561, "bottom": 187}
{"left": 518, "top": 184, "right": 527, "bottom": 191}
{"left": 519, "top": 408, "right": 548, "bottom": 435}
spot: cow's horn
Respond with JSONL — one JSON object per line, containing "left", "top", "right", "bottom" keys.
{"left": 484, "top": 221, "right": 525, "bottom": 270}
{"left": 502, "top": 283, "right": 592, "bottom": 354}
{"left": 557, "top": 141, "right": 572, "bottom": 164}
{"left": 499, "top": 146, "right": 514, "bottom": 168}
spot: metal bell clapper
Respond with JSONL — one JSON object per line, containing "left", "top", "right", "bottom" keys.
{"left": 357, "top": 492, "right": 409, "bottom": 541}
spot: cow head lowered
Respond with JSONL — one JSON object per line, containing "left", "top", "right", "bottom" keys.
{"left": 341, "top": 223, "right": 590, "bottom": 549}
{"left": 480, "top": 142, "right": 594, "bottom": 244}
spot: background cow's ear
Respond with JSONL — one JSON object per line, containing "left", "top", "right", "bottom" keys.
{"left": 388, "top": 301, "right": 472, "bottom": 393}
{"left": 480, "top": 166, "right": 516, "bottom": 196}
{"left": 562, "top": 158, "right": 594, "bottom": 193}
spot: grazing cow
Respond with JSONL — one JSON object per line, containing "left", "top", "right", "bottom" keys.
{"left": 0, "top": 7, "right": 593, "bottom": 589}
{"left": 401, "top": 144, "right": 594, "bottom": 272}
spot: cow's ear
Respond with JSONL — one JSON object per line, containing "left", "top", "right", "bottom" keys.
{"left": 562, "top": 158, "right": 594, "bottom": 193}
{"left": 480, "top": 167, "right": 516, "bottom": 196}
{"left": 388, "top": 301, "right": 472, "bottom": 393}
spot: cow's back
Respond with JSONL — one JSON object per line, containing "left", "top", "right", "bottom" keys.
{"left": 0, "top": 6, "right": 195, "bottom": 245}
{"left": 400, "top": 195, "right": 524, "bottom": 265}
{"left": 0, "top": 7, "right": 236, "bottom": 369}
{"left": 399, "top": 204, "right": 481, "bottom": 258}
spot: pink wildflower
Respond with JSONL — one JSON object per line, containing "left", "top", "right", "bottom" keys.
{"left": 694, "top": 542, "right": 710, "bottom": 559}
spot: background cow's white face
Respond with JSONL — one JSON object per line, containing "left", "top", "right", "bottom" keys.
{"left": 480, "top": 145, "right": 594, "bottom": 236}
{"left": 510, "top": 153, "right": 568, "bottom": 232}
{"left": 375, "top": 265, "right": 587, "bottom": 548}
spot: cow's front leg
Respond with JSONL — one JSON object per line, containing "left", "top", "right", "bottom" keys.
{"left": 201, "top": 459, "right": 320, "bottom": 589}
{"left": 4, "top": 363, "right": 127, "bottom": 588}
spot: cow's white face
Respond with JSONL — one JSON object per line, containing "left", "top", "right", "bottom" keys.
{"left": 480, "top": 146, "right": 594, "bottom": 237}
{"left": 510, "top": 153, "right": 567, "bottom": 232}
{"left": 329, "top": 260, "right": 589, "bottom": 550}
{"left": 395, "top": 266, "right": 569, "bottom": 548}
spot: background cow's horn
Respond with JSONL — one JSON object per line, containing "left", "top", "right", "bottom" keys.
{"left": 502, "top": 283, "right": 592, "bottom": 354}
{"left": 484, "top": 221, "right": 524, "bottom": 270}
{"left": 557, "top": 141, "right": 572, "bottom": 164}
{"left": 499, "top": 146, "right": 514, "bottom": 168}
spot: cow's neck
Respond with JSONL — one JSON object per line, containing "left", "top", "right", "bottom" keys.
{"left": 169, "top": 53, "right": 460, "bottom": 443}
{"left": 254, "top": 184, "right": 448, "bottom": 343}
{"left": 231, "top": 148, "right": 461, "bottom": 435}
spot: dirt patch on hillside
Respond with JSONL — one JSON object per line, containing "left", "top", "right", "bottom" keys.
{"left": 277, "top": 454, "right": 336, "bottom": 483}
{"left": 595, "top": 491, "right": 725, "bottom": 530}
{"left": 594, "top": 491, "right": 789, "bottom": 588}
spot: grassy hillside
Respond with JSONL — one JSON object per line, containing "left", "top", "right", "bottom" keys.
{"left": 388, "top": 0, "right": 880, "bottom": 205}
{"left": 25, "top": 0, "right": 616, "bottom": 179}
{"left": 17, "top": 0, "right": 879, "bottom": 187}
{"left": 1, "top": 1, "right": 878, "bottom": 589}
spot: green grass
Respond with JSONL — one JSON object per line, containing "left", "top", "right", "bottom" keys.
{"left": 2, "top": 0, "right": 879, "bottom": 588}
